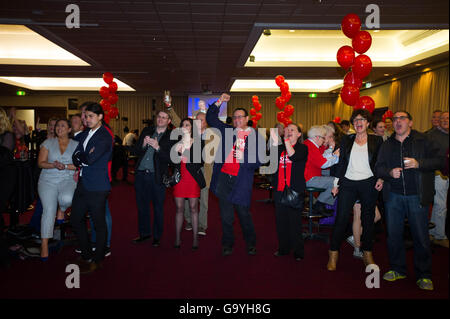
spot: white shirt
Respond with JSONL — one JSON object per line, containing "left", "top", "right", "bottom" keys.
{"left": 344, "top": 142, "right": 373, "bottom": 181}
{"left": 80, "top": 125, "right": 101, "bottom": 176}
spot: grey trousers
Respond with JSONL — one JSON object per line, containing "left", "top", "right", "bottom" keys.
{"left": 306, "top": 176, "right": 336, "bottom": 206}
{"left": 184, "top": 186, "right": 209, "bottom": 230}
{"left": 38, "top": 178, "right": 76, "bottom": 238}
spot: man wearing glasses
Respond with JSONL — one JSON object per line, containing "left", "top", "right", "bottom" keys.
{"left": 131, "top": 110, "right": 174, "bottom": 248}
{"left": 304, "top": 125, "right": 340, "bottom": 216}
{"left": 206, "top": 93, "right": 263, "bottom": 256}
{"left": 376, "top": 110, "right": 444, "bottom": 291}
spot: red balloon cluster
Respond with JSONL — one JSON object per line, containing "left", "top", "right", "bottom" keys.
{"left": 274, "top": 75, "right": 294, "bottom": 127}
{"left": 382, "top": 110, "right": 394, "bottom": 122}
{"left": 337, "top": 14, "right": 375, "bottom": 113}
{"left": 250, "top": 95, "right": 263, "bottom": 128}
{"left": 333, "top": 117, "right": 341, "bottom": 124}
{"left": 99, "top": 72, "right": 120, "bottom": 124}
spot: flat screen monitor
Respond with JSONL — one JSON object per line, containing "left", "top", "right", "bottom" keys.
{"left": 188, "top": 95, "right": 228, "bottom": 121}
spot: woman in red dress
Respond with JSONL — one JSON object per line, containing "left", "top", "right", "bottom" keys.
{"left": 173, "top": 118, "right": 205, "bottom": 250}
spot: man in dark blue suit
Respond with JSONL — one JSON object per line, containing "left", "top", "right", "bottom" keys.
{"left": 71, "top": 102, "right": 112, "bottom": 273}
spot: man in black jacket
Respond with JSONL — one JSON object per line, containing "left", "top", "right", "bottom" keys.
{"left": 376, "top": 110, "right": 444, "bottom": 291}
{"left": 131, "top": 110, "right": 174, "bottom": 247}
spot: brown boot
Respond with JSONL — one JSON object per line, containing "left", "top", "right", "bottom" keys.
{"left": 327, "top": 250, "right": 338, "bottom": 271}
{"left": 362, "top": 251, "right": 376, "bottom": 266}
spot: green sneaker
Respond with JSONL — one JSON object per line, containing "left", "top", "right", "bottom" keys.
{"left": 416, "top": 278, "right": 434, "bottom": 291}
{"left": 383, "top": 270, "right": 406, "bottom": 282}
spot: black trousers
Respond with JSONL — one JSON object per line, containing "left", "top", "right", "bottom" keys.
{"left": 71, "top": 179, "right": 109, "bottom": 262}
{"left": 216, "top": 172, "right": 256, "bottom": 248}
{"left": 330, "top": 177, "right": 378, "bottom": 252}
{"left": 274, "top": 191, "right": 304, "bottom": 258}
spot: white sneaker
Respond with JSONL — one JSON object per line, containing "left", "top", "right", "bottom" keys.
{"left": 346, "top": 235, "right": 356, "bottom": 248}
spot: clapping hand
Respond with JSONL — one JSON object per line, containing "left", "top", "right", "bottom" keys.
{"left": 270, "top": 128, "right": 279, "bottom": 146}
{"left": 217, "top": 93, "right": 230, "bottom": 105}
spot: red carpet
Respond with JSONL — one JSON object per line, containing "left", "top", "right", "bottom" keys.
{"left": 0, "top": 175, "right": 448, "bottom": 300}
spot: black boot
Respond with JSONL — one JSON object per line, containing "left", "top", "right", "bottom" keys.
{"left": 313, "top": 201, "right": 334, "bottom": 217}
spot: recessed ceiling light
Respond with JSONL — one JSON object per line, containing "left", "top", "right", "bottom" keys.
{"left": 0, "top": 77, "right": 135, "bottom": 91}
{"left": 289, "top": 30, "right": 295, "bottom": 33}
{"left": 230, "top": 79, "right": 343, "bottom": 92}
{"left": 384, "top": 73, "right": 390, "bottom": 76}
{"left": 373, "top": 30, "right": 380, "bottom": 33}
{"left": 415, "top": 63, "right": 422, "bottom": 66}
{"left": 0, "top": 24, "right": 90, "bottom": 66}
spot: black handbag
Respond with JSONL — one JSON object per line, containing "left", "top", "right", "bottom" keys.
{"left": 279, "top": 153, "right": 302, "bottom": 209}
{"left": 162, "top": 165, "right": 181, "bottom": 188}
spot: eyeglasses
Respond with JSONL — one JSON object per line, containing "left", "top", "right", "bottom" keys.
{"left": 353, "top": 118, "right": 367, "bottom": 123}
{"left": 232, "top": 115, "right": 246, "bottom": 120}
{"left": 393, "top": 116, "right": 409, "bottom": 122}
{"left": 157, "top": 115, "right": 169, "bottom": 120}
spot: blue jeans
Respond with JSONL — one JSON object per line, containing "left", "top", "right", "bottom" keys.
{"left": 90, "top": 200, "right": 112, "bottom": 247}
{"left": 385, "top": 192, "right": 432, "bottom": 280}
{"left": 135, "top": 171, "right": 166, "bottom": 239}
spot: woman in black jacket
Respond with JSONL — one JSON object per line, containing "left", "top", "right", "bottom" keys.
{"left": 327, "top": 109, "right": 384, "bottom": 271}
{"left": 270, "top": 123, "right": 308, "bottom": 261}
{"left": 173, "top": 118, "right": 206, "bottom": 250}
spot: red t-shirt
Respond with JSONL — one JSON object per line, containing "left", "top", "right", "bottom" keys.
{"left": 221, "top": 130, "right": 251, "bottom": 176}
{"left": 277, "top": 151, "right": 293, "bottom": 191}
{"left": 304, "top": 139, "right": 327, "bottom": 182}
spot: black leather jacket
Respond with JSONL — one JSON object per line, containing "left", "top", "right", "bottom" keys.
{"left": 375, "top": 129, "right": 444, "bottom": 206}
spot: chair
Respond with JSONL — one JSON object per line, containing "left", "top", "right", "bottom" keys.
{"left": 303, "top": 187, "right": 330, "bottom": 243}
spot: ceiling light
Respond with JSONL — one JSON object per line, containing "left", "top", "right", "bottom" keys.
{"left": 373, "top": 30, "right": 380, "bottom": 33}
{"left": 415, "top": 63, "right": 422, "bottom": 66}
{"left": 246, "top": 29, "right": 449, "bottom": 68}
{"left": 289, "top": 30, "right": 295, "bottom": 33}
{"left": 384, "top": 73, "right": 390, "bottom": 76}
{"left": 0, "top": 24, "right": 90, "bottom": 66}
{"left": 230, "top": 79, "right": 343, "bottom": 93}
{"left": 0, "top": 77, "right": 135, "bottom": 91}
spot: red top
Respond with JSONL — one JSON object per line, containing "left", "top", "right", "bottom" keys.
{"left": 221, "top": 130, "right": 251, "bottom": 176}
{"left": 304, "top": 139, "right": 327, "bottom": 182}
{"left": 277, "top": 151, "right": 293, "bottom": 191}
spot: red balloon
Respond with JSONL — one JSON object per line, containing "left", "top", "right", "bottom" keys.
{"left": 103, "top": 112, "right": 110, "bottom": 124}
{"left": 337, "top": 45, "right": 355, "bottom": 70}
{"left": 333, "top": 116, "right": 341, "bottom": 124}
{"left": 277, "top": 111, "right": 286, "bottom": 123}
{"left": 355, "top": 96, "right": 375, "bottom": 113}
{"left": 352, "top": 54, "right": 372, "bottom": 79}
{"left": 340, "top": 84, "right": 360, "bottom": 106}
{"left": 254, "top": 102, "right": 262, "bottom": 112}
{"left": 109, "top": 106, "right": 119, "bottom": 118}
{"left": 283, "top": 91, "right": 292, "bottom": 103}
{"left": 99, "top": 86, "right": 110, "bottom": 99}
{"left": 109, "top": 81, "right": 118, "bottom": 93}
{"left": 252, "top": 95, "right": 258, "bottom": 101}
{"left": 352, "top": 31, "right": 372, "bottom": 54}
{"left": 100, "top": 99, "right": 111, "bottom": 110}
{"left": 275, "top": 75, "right": 285, "bottom": 87}
{"left": 108, "top": 93, "right": 118, "bottom": 105}
{"left": 341, "top": 13, "right": 361, "bottom": 39}
{"left": 283, "top": 118, "right": 292, "bottom": 127}
{"left": 284, "top": 104, "right": 294, "bottom": 117}
{"left": 280, "top": 82, "right": 289, "bottom": 94}
{"left": 103, "top": 72, "right": 114, "bottom": 84}
{"left": 250, "top": 108, "right": 257, "bottom": 116}
{"left": 252, "top": 121, "right": 258, "bottom": 128}
{"left": 343, "top": 71, "right": 363, "bottom": 89}
{"left": 255, "top": 113, "right": 262, "bottom": 121}
{"left": 275, "top": 97, "right": 286, "bottom": 110}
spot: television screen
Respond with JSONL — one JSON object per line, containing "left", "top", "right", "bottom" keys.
{"left": 188, "top": 95, "right": 228, "bottom": 121}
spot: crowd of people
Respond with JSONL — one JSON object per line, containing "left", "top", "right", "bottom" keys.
{"left": 0, "top": 97, "right": 448, "bottom": 292}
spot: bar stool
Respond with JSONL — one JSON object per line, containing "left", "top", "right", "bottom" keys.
{"left": 303, "top": 187, "right": 330, "bottom": 243}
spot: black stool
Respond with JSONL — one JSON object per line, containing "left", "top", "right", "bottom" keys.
{"left": 303, "top": 187, "right": 330, "bottom": 243}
